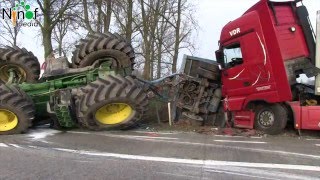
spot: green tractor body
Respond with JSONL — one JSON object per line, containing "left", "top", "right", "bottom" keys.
{"left": 0, "top": 32, "right": 149, "bottom": 135}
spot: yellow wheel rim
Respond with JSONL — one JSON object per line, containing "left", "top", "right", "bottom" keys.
{"left": 95, "top": 103, "right": 133, "bottom": 125}
{"left": 0, "top": 109, "right": 18, "bottom": 132}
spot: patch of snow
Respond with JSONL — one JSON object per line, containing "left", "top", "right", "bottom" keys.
{"left": 28, "top": 129, "right": 61, "bottom": 140}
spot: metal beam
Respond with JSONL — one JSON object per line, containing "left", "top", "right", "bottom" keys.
{"left": 315, "top": 10, "right": 320, "bottom": 95}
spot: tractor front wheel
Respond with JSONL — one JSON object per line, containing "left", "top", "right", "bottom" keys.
{"left": 0, "top": 84, "right": 35, "bottom": 135}
{"left": 77, "top": 75, "right": 148, "bottom": 130}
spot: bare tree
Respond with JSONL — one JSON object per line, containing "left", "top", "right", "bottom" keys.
{"left": 81, "top": 0, "right": 113, "bottom": 34}
{"left": 36, "top": 0, "right": 77, "bottom": 58}
{"left": 0, "top": 0, "right": 24, "bottom": 47}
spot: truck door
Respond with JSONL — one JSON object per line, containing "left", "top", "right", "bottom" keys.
{"left": 221, "top": 32, "right": 267, "bottom": 98}
{"left": 221, "top": 41, "right": 250, "bottom": 97}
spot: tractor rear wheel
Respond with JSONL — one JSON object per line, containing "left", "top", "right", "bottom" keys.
{"left": 77, "top": 75, "right": 148, "bottom": 130}
{"left": 71, "top": 32, "right": 135, "bottom": 76}
{"left": 0, "top": 46, "right": 40, "bottom": 83}
{"left": 0, "top": 84, "right": 35, "bottom": 135}
{"left": 254, "top": 103, "right": 287, "bottom": 135}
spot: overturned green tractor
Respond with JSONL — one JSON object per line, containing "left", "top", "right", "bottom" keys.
{"left": 0, "top": 32, "right": 149, "bottom": 135}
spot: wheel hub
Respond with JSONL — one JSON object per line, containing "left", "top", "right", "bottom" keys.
{"left": 95, "top": 103, "right": 133, "bottom": 125}
{"left": 258, "top": 111, "right": 274, "bottom": 127}
{"left": 0, "top": 64, "right": 26, "bottom": 83}
{"left": 0, "top": 109, "right": 18, "bottom": 131}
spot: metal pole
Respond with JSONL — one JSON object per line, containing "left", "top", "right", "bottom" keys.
{"left": 315, "top": 11, "right": 320, "bottom": 95}
{"left": 168, "top": 102, "right": 172, "bottom": 126}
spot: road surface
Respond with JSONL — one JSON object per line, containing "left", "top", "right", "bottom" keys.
{"left": 0, "top": 127, "right": 320, "bottom": 180}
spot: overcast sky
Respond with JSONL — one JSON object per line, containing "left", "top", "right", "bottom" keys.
{"left": 193, "top": 0, "right": 319, "bottom": 60}
{"left": 17, "top": 0, "right": 320, "bottom": 64}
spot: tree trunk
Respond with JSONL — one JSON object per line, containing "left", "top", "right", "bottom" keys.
{"left": 43, "top": 29, "right": 54, "bottom": 58}
{"left": 42, "top": 0, "right": 54, "bottom": 59}
{"left": 13, "top": 26, "right": 17, "bottom": 46}
{"left": 172, "top": 0, "right": 182, "bottom": 73}
{"left": 96, "top": 0, "right": 103, "bottom": 32}
{"left": 83, "top": 0, "right": 94, "bottom": 33}
{"left": 104, "top": 0, "right": 112, "bottom": 33}
{"left": 125, "top": 0, "right": 133, "bottom": 41}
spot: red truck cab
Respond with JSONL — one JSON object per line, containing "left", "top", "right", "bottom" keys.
{"left": 216, "top": 0, "right": 320, "bottom": 134}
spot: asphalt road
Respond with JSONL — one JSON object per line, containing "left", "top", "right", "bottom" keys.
{"left": 0, "top": 127, "right": 320, "bottom": 180}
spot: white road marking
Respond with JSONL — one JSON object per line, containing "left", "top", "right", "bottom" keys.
{"left": 214, "top": 140, "right": 267, "bottom": 144}
{"left": 205, "top": 169, "right": 274, "bottom": 180}
{"left": 0, "top": 143, "right": 8, "bottom": 147}
{"left": 133, "top": 131, "right": 180, "bottom": 135}
{"left": 9, "top": 144, "right": 22, "bottom": 148}
{"left": 69, "top": 131, "right": 320, "bottom": 159}
{"left": 306, "top": 139, "right": 320, "bottom": 141}
{"left": 53, "top": 147, "right": 320, "bottom": 172}
{"left": 156, "top": 172, "right": 202, "bottom": 179}
{"left": 213, "top": 135, "right": 262, "bottom": 139}
{"left": 316, "top": 144, "right": 320, "bottom": 147}
{"left": 206, "top": 166, "right": 316, "bottom": 180}
{"left": 70, "top": 131, "right": 178, "bottom": 140}
{"left": 127, "top": 135, "right": 178, "bottom": 140}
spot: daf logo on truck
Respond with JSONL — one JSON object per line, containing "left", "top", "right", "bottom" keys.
{"left": 229, "top": 28, "right": 241, "bottom": 36}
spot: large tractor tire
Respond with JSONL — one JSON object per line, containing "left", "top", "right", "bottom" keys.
{"left": 254, "top": 103, "right": 287, "bottom": 135}
{"left": 77, "top": 75, "right": 148, "bottom": 130}
{"left": 0, "top": 46, "right": 40, "bottom": 83}
{"left": 0, "top": 84, "right": 35, "bottom": 135}
{"left": 71, "top": 32, "right": 135, "bottom": 76}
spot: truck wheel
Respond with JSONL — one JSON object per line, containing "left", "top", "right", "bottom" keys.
{"left": 197, "top": 67, "right": 220, "bottom": 81}
{"left": 0, "top": 46, "right": 40, "bottom": 83}
{"left": 254, "top": 104, "right": 287, "bottom": 135}
{"left": 71, "top": 32, "right": 135, "bottom": 76}
{"left": 0, "top": 84, "right": 35, "bottom": 135}
{"left": 77, "top": 75, "right": 148, "bottom": 130}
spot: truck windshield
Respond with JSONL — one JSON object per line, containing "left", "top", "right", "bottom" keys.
{"left": 223, "top": 43, "right": 243, "bottom": 68}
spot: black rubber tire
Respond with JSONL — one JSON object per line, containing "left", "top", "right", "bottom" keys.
{"left": 76, "top": 75, "right": 148, "bottom": 130}
{"left": 0, "top": 84, "right": 35, "bottom": 135}
{"left": 71, "top": 32, "right": 135, "bottom": 75}
{"left": 0, "top": 46, "right": 40, "bottom": 83}
{"left": 197, "top": 67, "right": 219, "bottom": 81}
{"left": 254, "top": 103, "right": 287, "bottom": 135}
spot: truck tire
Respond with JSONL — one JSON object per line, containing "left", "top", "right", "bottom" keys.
{"left": 254, "top": 103, "right": 287, "bottom": 135}
{"left": 0, "top": 46, "right": 40, "bottom": 83}
{"left": 0, "top": 84, "right": 35, "bottom": 135}
{"left": 197, "top": 67, "right": 219, "bottom": 81}
{"left": 71, "top": 32, "right": 135, "bottom": 76}
{"left": 77, "top": 75, "right": 148, "bottom": 130}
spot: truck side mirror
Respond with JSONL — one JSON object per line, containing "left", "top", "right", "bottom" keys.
{"left": 215, "top": 50, "right": 224, "bottom": 68}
